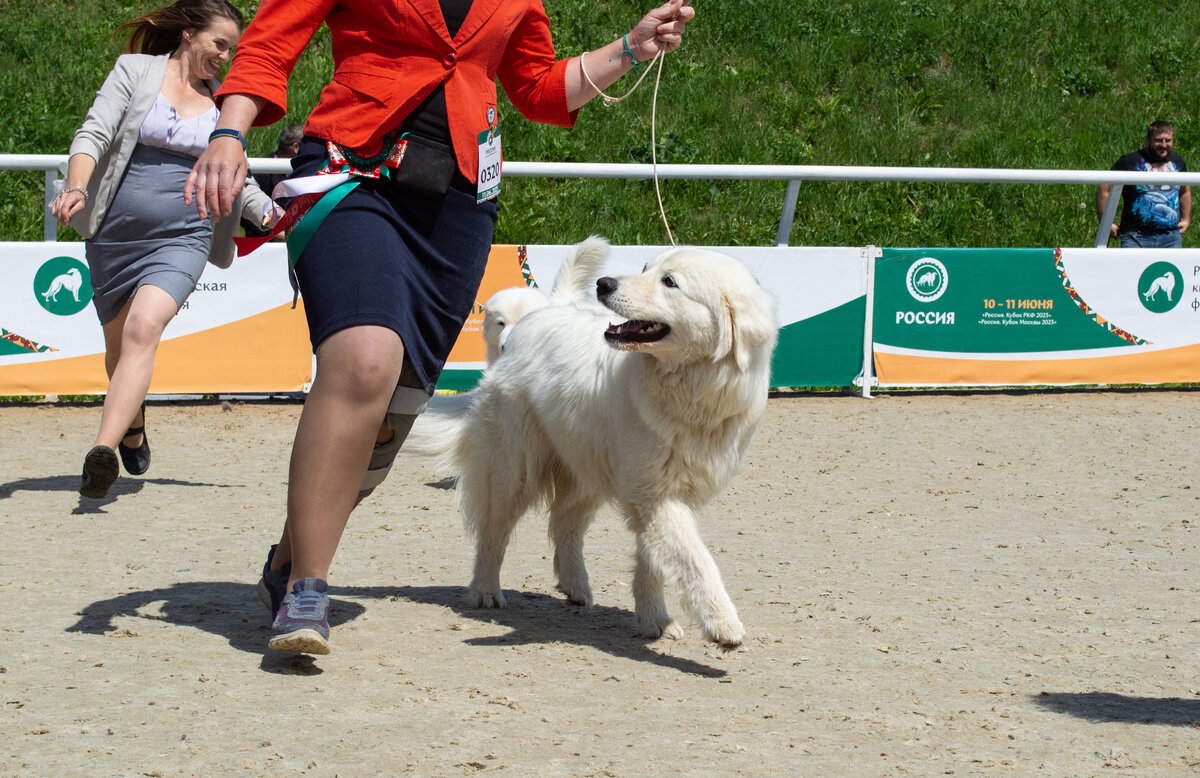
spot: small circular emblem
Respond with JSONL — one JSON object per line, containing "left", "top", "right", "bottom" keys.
{"left": 1138, "top": 261, "right": 1183, "bottom": 313}
{"left": 34, "top": 256, "right": 92, "bottom": 316}
{"left": 906, "top": 257, "right": 948, "bottom": 303}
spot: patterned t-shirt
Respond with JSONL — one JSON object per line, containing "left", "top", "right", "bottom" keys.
{"left": 1111, "top": 150, "right": 1188, "bottom": 233}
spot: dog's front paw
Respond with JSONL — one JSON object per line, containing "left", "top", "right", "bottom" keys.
{"left": 701, "top": 611, "right": 745, "bottom": 648}
{"left": 468, "top": 587, "right": 507, "bottom": 608}
{"left": 637, "top": 615, "right": 683, "bottom": 641}
{"left": 554, "top": 582, "right": 593, "bottom": 607}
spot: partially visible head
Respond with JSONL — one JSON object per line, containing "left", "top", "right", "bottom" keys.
{"left": 595, "top": 247, "right": 778, "bottom": 372}
{"left": 276, "top": 124, "right": 304, "bottom": 157}
{"left": 121, "top": 0, "right": 244, "bottom": 76}
{"left": 481, "top": 287, "right": 551, "bottom": 365}
{"left": 1144, "top": 120, "right": 1175, "bottom": 161}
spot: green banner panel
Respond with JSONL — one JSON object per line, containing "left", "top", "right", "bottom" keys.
{"left": 875, "top": 248, "right": 1136, "bottom": 353}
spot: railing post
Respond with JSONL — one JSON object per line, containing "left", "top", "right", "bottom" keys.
{"left": 1094, "top": 182, "right": 1122, "bottom": 248}
{"left": 775, "top": 179, "right": 801, "bottom": 246}
{"left": 858, "top": 245, "right": 879, "bottom": 398}
{"left": 43, "top": 169, "right": 59, "bottom": 242}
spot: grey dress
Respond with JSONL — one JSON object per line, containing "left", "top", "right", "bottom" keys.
{"left": 84, "top": 95, "right": 218, "bottom": 324}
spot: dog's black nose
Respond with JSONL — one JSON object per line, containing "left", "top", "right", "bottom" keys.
{"left": 596, "top": 276, "right": 618, "bottom": 298}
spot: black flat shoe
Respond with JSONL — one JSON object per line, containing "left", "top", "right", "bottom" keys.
{"left": 118, "top": 403, "right": 150, "bottom": 476}
{"left": 80, "top": 445, "right": 119, "bottom": 498}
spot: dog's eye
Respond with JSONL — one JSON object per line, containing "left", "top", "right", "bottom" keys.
{"left": 662, "top": 275, "right": 678, "bottom": 289}
{"left": 496, "top": 322, "right": 505, "bottom": 329}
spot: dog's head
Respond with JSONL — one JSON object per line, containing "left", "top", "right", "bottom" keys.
{"left": 481, "top": 286, "right": 551, "bottom": 365}
{"left": 596, "top": 247, "right": 777, "bottom": 371}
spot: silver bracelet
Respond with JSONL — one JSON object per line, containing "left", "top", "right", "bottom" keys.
{"left": 60, "top": 186, "right": 88, "bottom": 201}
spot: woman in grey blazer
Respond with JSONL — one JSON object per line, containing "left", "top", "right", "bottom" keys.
{"left": 51, "top": 0, "right": 270, "bottom": 499}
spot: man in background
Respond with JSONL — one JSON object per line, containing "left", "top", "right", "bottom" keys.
{"left": 243, "top": 123, "right": 303, "bottom": 238}
{"left": 1096, "top": 121, "right": 1191, "bottom": 248}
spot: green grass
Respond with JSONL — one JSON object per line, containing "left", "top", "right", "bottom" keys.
{"left": 3, "top": 0, "right": 1199, "bottom": 247}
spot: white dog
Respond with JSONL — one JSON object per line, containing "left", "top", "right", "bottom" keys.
{"left": 1143, "top": 272, "right": 1176, "bottom": 302}
{"left": 408, "top": 243, "right": 778, "bottom": 647}
{"left": 481, "top": 237, "right": 609, "bottom": 365}
{"left": 42, "top": 267, "right": 83, "bottom": 303}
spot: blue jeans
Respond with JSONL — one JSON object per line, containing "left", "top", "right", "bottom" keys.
{"left": 1119, "top": 229, "right": 1182, "bottom": 248}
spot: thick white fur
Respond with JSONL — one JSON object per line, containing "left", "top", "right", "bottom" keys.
{"left": 408, "top": 243, "right": 778, "bottom": 647}
{"left": 481, "top": 236, "right": 610, "bottom": 365}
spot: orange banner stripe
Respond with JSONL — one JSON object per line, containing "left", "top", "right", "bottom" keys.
{"left": 0, "top": 302, "right": 312, "bottom": 395}
{"left": 876, "top": 342, "right": 1200, "bottom": 385}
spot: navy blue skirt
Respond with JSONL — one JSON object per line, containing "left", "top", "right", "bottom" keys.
{"left": 289, "top": 139, "right": 497, "bottom": 394}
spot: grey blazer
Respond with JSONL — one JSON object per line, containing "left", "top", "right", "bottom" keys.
{"left": 68, "top": 53, "right": 270, "bottom": 269}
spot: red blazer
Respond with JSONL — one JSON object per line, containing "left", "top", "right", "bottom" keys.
{"left": 217, "top": 0, "right": 579, "bottom": 181}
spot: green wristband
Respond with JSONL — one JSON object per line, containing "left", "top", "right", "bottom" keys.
{"left": 608, "top": 33, "right": 640, "bottom": 74}
{"left": 208, "top": 128, "right": 247, "bottom": 150}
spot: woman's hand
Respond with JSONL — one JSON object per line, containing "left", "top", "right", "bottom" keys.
{"left": 183, "top": 93, "right": 264, "bottom": 220}
{"left": 184, "top": 135, "right": 248, "bottom": 221}
{"left": 50, "top": 189, "right": 86, "bottom": 227}
{"left": 565, "top": 0, "right": 695, "bottom": 109}
{"left": 50, "top": 153, "right": 97, "bottom": 229}
{"left": 628, "top": 0, "right": 694, "bottom": 63}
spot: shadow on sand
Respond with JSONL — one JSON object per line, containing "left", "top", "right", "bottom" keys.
{"left": 68, "top": 581, "right": 727, "bottom": 678}
{"left": 1033, "top": 691, "right": 1200, "bottom": 727}
{"left": 0, "top": 472, "right": 233, "bottom": 515}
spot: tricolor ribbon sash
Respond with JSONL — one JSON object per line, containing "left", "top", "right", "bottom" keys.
{"left": 232, "top": 136, "right": 409, "bottom": 267}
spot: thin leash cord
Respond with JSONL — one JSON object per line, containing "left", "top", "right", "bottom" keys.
{"left": 579, "top": 47, "right": 676, "bottom": 246}
{"left": 649, "top": 51, "right": 674, "bottom": 246}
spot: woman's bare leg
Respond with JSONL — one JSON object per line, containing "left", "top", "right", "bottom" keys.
{"left": 94, "top": 285, "right": 178, "bottom": 449}
{"left": 280, "top": 325, "right": 405, "bottom": 586}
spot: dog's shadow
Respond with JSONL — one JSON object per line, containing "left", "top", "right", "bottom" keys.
{"left": 1033, "top": 692, "right": 1200, "bottom": 727}
{"left": 348, "top": 584, "right": 729, "bottom": 678}
{"left": 67, "top": 581, "right": 727, "bottom": 677}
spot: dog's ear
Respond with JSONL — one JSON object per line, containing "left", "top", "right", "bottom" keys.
{"left": 717, "top": 286, "right": 778, "bottom": 371}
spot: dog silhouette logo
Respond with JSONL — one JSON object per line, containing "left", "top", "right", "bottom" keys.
{"left": 42, "top": 267, "right": 82, "bottom": 303}
{"left": 34, "top": 256, "right": 92, "bottom": 316}
{"left": 1142, "top": 272, "right": 1175, "bottom": 302}
{"left": 1137, "top": 261, "right": 1183, "bottom": 314}
{"left": 905, "top": 257, "right": 948, "bottom": 303}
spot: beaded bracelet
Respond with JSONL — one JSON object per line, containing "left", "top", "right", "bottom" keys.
{"left": 60, "top": 186, "right": 88, "bottom": 201}
{"left": 208, "top": 127, "right": 247, "bottom": 150}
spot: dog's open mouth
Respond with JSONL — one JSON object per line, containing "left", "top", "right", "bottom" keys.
{"left": 604, "top": 319, "right": 671, "bottom": 344}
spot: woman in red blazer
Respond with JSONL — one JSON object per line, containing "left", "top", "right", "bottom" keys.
{"left": 185, "top": 0, "right": 694, "bottom": 655}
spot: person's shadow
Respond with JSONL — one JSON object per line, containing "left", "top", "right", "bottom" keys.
{"left": 0, "top": 473, "right": 235, "bottom": 514}
{"left": 1033, "top": 692, "right": 1200, "bottom": 727}
{"left": 68, "top": 581, "right": 728, "bottom": 677}
{"left": 67, "top": 581, "right": 364, "bottom": 676}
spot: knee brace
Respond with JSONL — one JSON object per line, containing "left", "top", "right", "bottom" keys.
{"left": 357, "top": 362, "right": 429, "bottom": 503}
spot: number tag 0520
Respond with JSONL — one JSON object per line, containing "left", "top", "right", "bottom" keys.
{"left": 477, "top": 126, "right": 501, "bottom": 203}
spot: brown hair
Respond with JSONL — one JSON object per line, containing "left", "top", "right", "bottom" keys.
{"left": 119, "top": 0, "right": 244, "bottom": 56}
{"left": 1146, "top": 120, "right": 1175, "bottom": 138}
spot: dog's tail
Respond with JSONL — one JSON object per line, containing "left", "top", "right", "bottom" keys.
{"left": 550, "top": 235, "right": 610, "bottom": 306}
{"left": 403, "top": 391, "right": 475, "bottom": 472}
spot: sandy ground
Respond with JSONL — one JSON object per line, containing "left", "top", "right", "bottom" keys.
{"left": 2, "top": 390, "right": 1199, "bottom": 776}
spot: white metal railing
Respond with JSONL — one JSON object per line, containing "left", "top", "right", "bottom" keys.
{"left": 6, "top": 153, "right": 1200, "bottom": 248}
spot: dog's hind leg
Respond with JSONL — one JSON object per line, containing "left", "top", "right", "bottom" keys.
{"left": 547, "top": 477, "right": 600, "bottom": 607}
{"left": 633, "top": 500, "right": 744, "bottom": 648}
{"left": 460, "top": 447, "right": 535, "bottom": 609}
